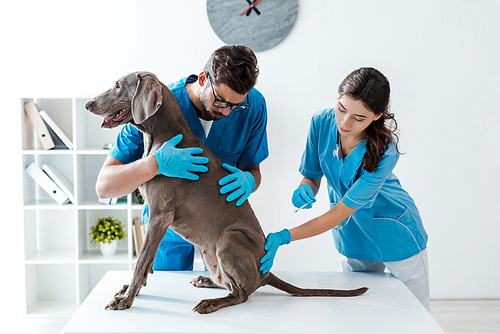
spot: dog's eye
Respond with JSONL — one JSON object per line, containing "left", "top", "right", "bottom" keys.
{"left": 115, "top": 83, "right": 122, "bottom": 89}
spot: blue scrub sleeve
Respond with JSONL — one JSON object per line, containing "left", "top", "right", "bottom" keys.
{"left": 236, "top": 94, "right": 269, "bottom": 167}
{"left": 109, "top": 124, "right": 145, "bottom": 164}
{"left": 299, "top": 113, "right": 324, "bottom": 180}
{"left": 342, "top": 143, "right": 399, "bottom": 210}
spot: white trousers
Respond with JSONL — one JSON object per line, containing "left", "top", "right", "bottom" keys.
{"left": 341, "top": 249, "right": 430, "bottom": 311}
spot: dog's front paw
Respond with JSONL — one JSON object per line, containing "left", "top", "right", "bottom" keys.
{"left": 114, "top": 284, "right": 129, "bottom": 296}
{"left": 192, "top": 299, "right": 220, "bottom": 314}
{"left": 105, "top": 292, "right": 134, "bottom": 310}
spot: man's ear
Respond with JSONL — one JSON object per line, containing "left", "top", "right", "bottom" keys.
{"left": 131, "top": 74, "right": 163, "bottom": 124}
{"left": 199, "top": 71, "right": 209, "bottom": 87}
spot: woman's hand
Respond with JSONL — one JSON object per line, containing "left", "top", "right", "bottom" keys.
{"left": 259, "top": 229, "right": 291, "bottom": 274}
{"left": 292, "top": 184, "right": 316, "bottom": 209}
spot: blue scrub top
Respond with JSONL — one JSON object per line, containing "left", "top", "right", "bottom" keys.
{"left": 300, "top": 108, "right": 428, "bottom": 262}
{"left": 109, "top": 75, "right": 269, "bottom": 244}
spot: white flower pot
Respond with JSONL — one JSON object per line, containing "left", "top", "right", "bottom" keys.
{"left": 99, "top": 239, "right": 118, "bottom": 256}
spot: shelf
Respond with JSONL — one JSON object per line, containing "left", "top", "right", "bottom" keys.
{"left": 23, "top": 199, "right": 142, "bottom": 210}
{"left": 25, "top": 263, "right": 77, "bottom": 315}
{"left": 25, "top": 301, "right": 77, "bottom": 318}
{"left": 22, "top": 149, "right": 113, "bottom": 155}
{"left": 76, "top": 149, "right": 114, "bottom": 155}
{"left": 25, "top": 249, "right": 76, "bottom": 264}
{"left": 77, "top": 200, "right": 129, "bottom": 209}
{"left": 22, "top": 149, "right": 74, "bottom": 155}
{"left": 23, "top": 200, "right": 75, "bottom": 208}
{"left": 21, "top": 96, "right": 141, "bottom": 318}
{"left": 79, "top": 250, "right": 130, "bottom": 263}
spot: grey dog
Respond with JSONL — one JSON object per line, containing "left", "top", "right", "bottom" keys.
{"left": 85, "top": 72, "right": 368, "bottom": 314}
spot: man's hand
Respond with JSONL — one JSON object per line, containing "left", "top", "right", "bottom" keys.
{"left": 154, "top": 134, "right": 209, "bottom": 180}
{"left": 219, "top": 163, "right": 255, "bottom": 206}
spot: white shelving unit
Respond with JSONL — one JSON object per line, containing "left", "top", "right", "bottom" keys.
{"left": 20, "top": 97, "right": 144, "bottom": 317}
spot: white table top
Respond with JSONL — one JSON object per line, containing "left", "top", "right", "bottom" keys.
{"left": 61, "top": 271, "right": 443, "bottom": 334}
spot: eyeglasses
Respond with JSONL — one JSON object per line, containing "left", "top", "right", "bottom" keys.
{"left": 206, "top": 72, "right": 250, "bottom": 112}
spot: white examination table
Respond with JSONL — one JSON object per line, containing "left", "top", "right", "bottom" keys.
{"left": 61, "top": 271, "right": 443, "bottom": 333}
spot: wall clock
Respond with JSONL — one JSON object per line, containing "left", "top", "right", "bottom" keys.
{"left": 207, "top": 0, "right": 298, "bottom": 52}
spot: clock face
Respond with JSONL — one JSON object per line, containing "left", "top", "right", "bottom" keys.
{"left": 207, "top": 0, "right": 298, "bottom": 52}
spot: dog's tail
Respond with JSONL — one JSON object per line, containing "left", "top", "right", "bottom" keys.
{"left": 264, "top": 273, "right": 368, "bottom": 297}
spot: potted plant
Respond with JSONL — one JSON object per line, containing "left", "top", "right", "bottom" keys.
{"left": 90, "top": 216, "right": 127, "bottom": 256}
{"left": 135, "top": 188, "right": 144, "bottom": 204}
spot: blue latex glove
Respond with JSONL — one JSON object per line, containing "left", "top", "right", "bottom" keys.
{"left": 292, "top": 184, "right": 316, "bottom": 209}
{"left": 154, "top": 134, "right": 209, "bottom": 180}
{"left": 219, "top": 163, "right": 255, "bottom": 207}
{"left": 259, "top": 229, "right": 291, "bottom": 274}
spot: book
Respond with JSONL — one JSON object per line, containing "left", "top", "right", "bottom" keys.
{"left": 24, "top": 102, "right": 55, "bottom": 150}
{"left": 39, "top": 110, "right": 74, "bottom": 150}
{"left": 42, "top": 163, "right": 76, "bottom": 204}
{"left": 25, "top": 163, "right": 70, "bottom": 205}
{"left": 132, "top": 217, "right": 139, "bottom": 257}
{"left": 133, "top": 217, "right": 145, "bottom": 257}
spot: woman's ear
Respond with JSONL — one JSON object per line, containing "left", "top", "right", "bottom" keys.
{"left": 374, "top": 113, "right": 383, "bottom": 121}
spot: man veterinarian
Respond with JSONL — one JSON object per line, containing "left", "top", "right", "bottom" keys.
{"left": 95, "top": 45, "right": 269, "bottom": 270}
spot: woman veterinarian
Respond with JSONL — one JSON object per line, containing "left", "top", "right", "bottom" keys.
{"left": 259, "top": 67, "right": 430, "bottom": 310}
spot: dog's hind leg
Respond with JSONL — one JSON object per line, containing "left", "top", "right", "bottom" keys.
{"left": 189, "top": 248, "right": 225, "bottom": 289}
{"left": 190, "top": 276, "right": 223, "bottom": 288}
{"left": 105, "top": 211, "right": 174, "bottom": 310}
{"left": 192, "top": 231, "right": 260, "bottom": 313}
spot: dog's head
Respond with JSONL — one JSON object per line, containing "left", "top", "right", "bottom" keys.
{"left": 86, "top": 71, "right": 163, "bottom": 129}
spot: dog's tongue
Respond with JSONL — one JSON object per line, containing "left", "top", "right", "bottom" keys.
{"left": 101, "top": 108, "right": 125, "bottom": 128}
{"left": 101, "top": 117, "right": 113, "bottom": 128}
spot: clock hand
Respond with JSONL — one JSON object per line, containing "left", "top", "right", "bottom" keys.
{"left": 246, "top": 2, "right": 252, "bottom": 17}
{"left": 246, "top": 0, "right": 261, "bottom": 15}
{"left": 240, "top": 0, "right": 261, "bottom": 16}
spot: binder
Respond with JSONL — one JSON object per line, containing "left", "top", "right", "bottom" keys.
{"left": 42, "top": 163, "right": 76, "bottom": 204}
{"left": 25, "top": 163, "right": 70, "bottom": 205}
{"left": 24, "top": 102, "right": 55, "bottom": 150}
{"left": 39, "top": 110, "right": 74, "bottom": 150}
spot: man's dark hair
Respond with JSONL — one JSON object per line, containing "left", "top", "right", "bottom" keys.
{"left": 204, "top": 45, "right": 259, "bottom": 95}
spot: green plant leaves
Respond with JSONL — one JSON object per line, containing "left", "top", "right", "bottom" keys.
{"left": 90, "top": 216, "right": 127, "bottom": 246}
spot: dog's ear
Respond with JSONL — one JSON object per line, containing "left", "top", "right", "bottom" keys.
{"left": 131, "top": 74, "right": 163, "bottom": 124}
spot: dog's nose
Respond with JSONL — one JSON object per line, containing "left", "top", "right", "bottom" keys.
{"left": 85, "top": 100, "right": 93, "bottom": 110}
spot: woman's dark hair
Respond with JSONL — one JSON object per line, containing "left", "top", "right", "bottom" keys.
{"left": 203, "top": 45, "right": 259, "bottom": 95}
{"left": 338, "top": 67, "right": 400, "bottom": 173}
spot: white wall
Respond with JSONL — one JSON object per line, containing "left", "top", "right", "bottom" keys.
{"left": 1, "top": 0, "right": 499, "bottom": 305}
